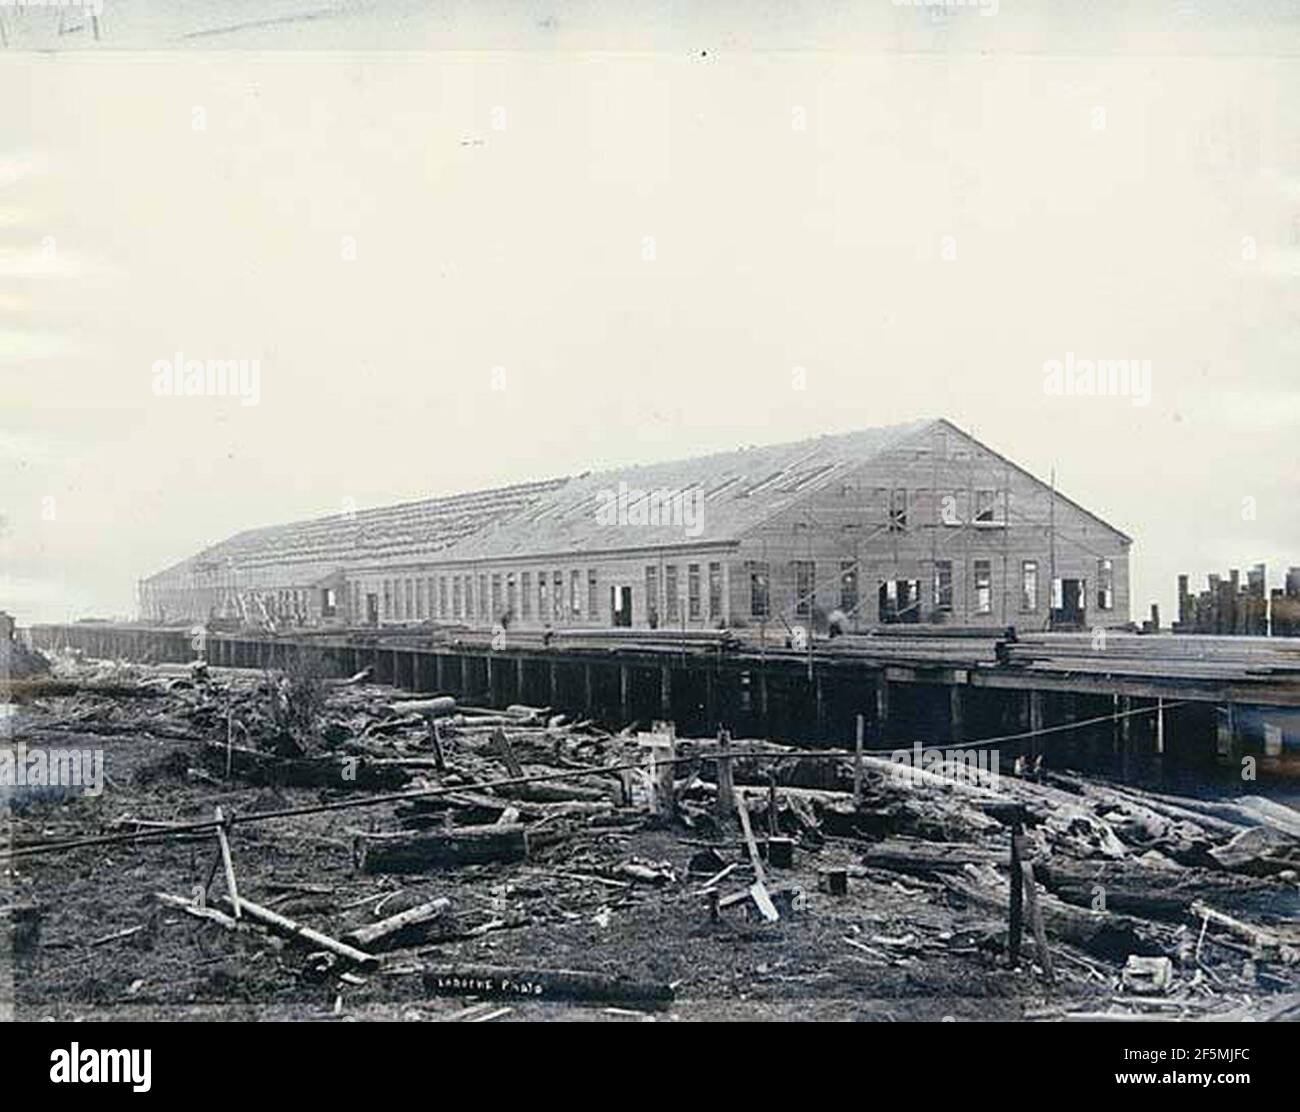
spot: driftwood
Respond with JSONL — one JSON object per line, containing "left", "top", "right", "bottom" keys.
{"left": 942, "top": 866, "right": 1162, "bottom": 959}
{"left": 214, "top": 894, "right": 378, "bottom": 967}
{"left": 342, "top": 898, "right": 451, "bottom": 950}
{"left": 0, "top": 679, "right": 163, "bottom": 700}
{"left": 356, "top": 823, "right": 529, "bottom": 874}
{"left": 1208, "top": 826, "right": 1300, "bottom": 874}
{"left": 156, "top": 891, "right": 242, "bottom": 931}
{"left": 421, "top": 964, "right": 674, "bottom": 1007}
{"left": 1035, "top": 859, "right": 1275, "bottom": 921}
{"left": 495, "top": 777, "right": 616, "bottom": 805}
{"left": 204, "top": 741, "right": 409, "bottom": 790}
{"left": 860, "top": 839, "right": 1010, "bottom": 876}
{"left": 1190, "top": 901, "right": 1299, "bottom": 962}
{"left": 389, "top": 696, "right": 457, "bottom": 718}
{"left": 398, "top": 791, "right": 612, "bottom": 827}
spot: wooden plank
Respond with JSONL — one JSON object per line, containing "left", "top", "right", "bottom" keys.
{"left": 213, "top": 805, "right": 240, "bottom": 920}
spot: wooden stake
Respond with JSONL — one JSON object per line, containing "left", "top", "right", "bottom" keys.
{"left": 213, "top": 806, "right": 240, "bottom": 920}
{"left": 1020, "top": 860, "right": 1055, "bottom": 982}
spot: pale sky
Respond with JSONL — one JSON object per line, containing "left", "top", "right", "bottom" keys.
{"left": 2, "top": 3, "right": 1298, "bottom": 626}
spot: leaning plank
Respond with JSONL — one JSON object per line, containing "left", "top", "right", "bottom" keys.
{"left": 421, "top": 964, "right": 674, "bottom": 1007}
{"left": 355, "top": 823, "right": 529, "bottom": 874}
{"left": 214, "top": 895, "right": 378, "bottom": 968}
{"left": 342, "top": 898, "right": 451, "bottom": 950}
{"left": 1020, "top": 861, "right": 1055, "bottom": 982}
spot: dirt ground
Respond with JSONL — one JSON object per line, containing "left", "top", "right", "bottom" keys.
{"left": 3, "top": 663, "right": 1295, "bottom": 1023}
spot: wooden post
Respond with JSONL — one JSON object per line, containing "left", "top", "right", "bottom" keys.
{"left": 659, "top": 665, "right": 672, "bottom": 720}
{"left": 619, "top": 664, "right": 631, "bottom": 724}
{"left": 767, "top": 771, "right": 779, "bottom": 837}
{"left": 213, "top": 806, "right": 241, "bottom": 920}
{"left": 715, "top": 727, "right": 734, "bottom": 821}
{"left": 1119, "top": 695, "right": 1133, "bottom": 777}
{"left": 583, "top": 663, "right": 594, "bottom": 718}
{"left": 1028, "top": 690, "right": 1044, "bottom": 759}
{"left": 1008, "top": 822, "right": 1025, "bottom": 966}
{"left": 1156, "top": 696, "right": 1165, "bottom": 755}
{"left": 640, "top": 729, "right": 676, "bottom": 818}
{"left": 949, "top": 684, "right": 963, "bottom": 745}
{"left": 873, "top": 670, "right": 889, "bottom": 746}
{"left": 853, "top": 713, "right": 865, "bottom": 809}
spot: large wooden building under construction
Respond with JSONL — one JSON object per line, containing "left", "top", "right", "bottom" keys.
{"left": 139, "top": 418, "right": 1132, "bottom": 635}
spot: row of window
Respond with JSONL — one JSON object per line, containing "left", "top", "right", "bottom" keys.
{"left": 887, "top": 488, "right": 1005, "bottom": 532}
{"left": 741, "top": 557, "right": 1116, "bottom": 620}
{"left": 363, "top": 568, "right": 604, "bottom": 626}
{"left": 345, "top": 556, "right": 1114, "bottom": 626}
{"left": 644, "top": 562, "right": 724, "bottom": 627}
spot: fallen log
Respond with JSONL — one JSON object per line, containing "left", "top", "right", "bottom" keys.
{"left": 1050, "top": 774, "right": 1244, "bottom": 840}
{"left": 214, "top": 894, "right": 378, "bottom": 968}
{"left": 496, "top": 777, "right": 616, "bottom": 805}
{"left": 1035, "top": 859, "right": 1274, "bottom": 922}
{"left": 0, "top": 679, "right": 163, "bottom": 700}
{"left": 389, "top": 696, "right": 457, "bottom": 718}
{"left": 1207, "top": 826, "right": 1300, "bottom": 875}
{"left": 861, "top": 839, "right": 1010, "bottom": 876}
{"left": 203, "top": 741, "right": 410, "bottom": 791}
{"left": 355, "top": 823, "right": 529, "bottom": 874}
{"left": 942, "top": 867, "right": 1164, "bottom": 959}
{"left": 342, "top": 898, "right": 451, "bottom": 950}
{"left": 399, "top": 790, "right": 612, "bottom": 825}
{"left": 420, "top": 964, "right": 674, "bottom": 1007}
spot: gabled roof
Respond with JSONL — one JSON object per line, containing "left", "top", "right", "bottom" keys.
{"left": 421, "top": 419, "right": 935, "bottom": 563}
{"left": 935, "top": 419, "right": 1133, "bottom": 543}
{"left": 143, "top": 477, "right": 568, "bottom": 586}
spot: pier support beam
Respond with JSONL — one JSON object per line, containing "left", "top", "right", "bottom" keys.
{"left": 873, "top": 670, "right": 889, "bottom": 747}
{"left": 1028, "top": 690, "right": 1044, "bottom": 759}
